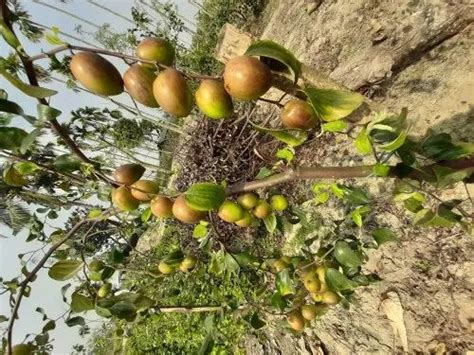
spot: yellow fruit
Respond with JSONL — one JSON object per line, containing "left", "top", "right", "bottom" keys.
{"left": 150, "top": 195, "right": 174, "bottom": 218}
{"left": 123, "top": 64, "right": 159, "bottom": 107}
{"left": 287, "top": 310, "right": 305, "bottom": 331}
{"left": 319, "top": 282, "right": 329, "bottom": 293}
{"left": 321, "top": 291, "right": 340, "bottom": 305}
{"left": 113, "top": 164, "right": 145, "bottom": 185}
{"left": 237, "top": 192, "right": 259, "bottom": 209}
{"left": 316, "top": 265, "right": 327, "bottom": 283}
{"left": 3, "top": 167, "right": 27, "bottom": 186}
{"left": 273, "top": 258, "right": 289, "bottom": 272}
{"left": 172, "top": 195, "right": 206, "bottom": 224}
{"left": 195, "top": 80, "right": 233, "bottom": 119}
{"left": 88, "top": 259, "right": 105, "bottom": 272}
{"left": 111, "top": 186, "right": 140, "bottom": 211}
{"left": 180, "top": 255, "right": 197, "bottom": 271}
{"left": 218, "top": 200, "right": 245, "bottom": 223}
{"left": 281, "top": 256, "right": 292, "bottom": 264}
{"left": 12, "top": 344, "right": 34, "bottom": 355}
{"left": 153, "top": 68, "right": 193, "bottom": 117}
{"left": 270, "top": 194, "right": 289, "bottom": 211}
{"left": 136, "top": 37, "right": 175, "bottom": 66}
{"left": 158, "top": 261, "right": 174, "bottom": 275}
{"left": 281, "top": 100, "right": 317, "bottom": 130}
{"left": 98, "top": 283, "right": 112, "bottom": 298}
{"left": 301, "top": 305, "right": 319, "bottom": 321}
{"left": 303, "top": 276, "right": 321, "bottom": 293}
{"left": 130, "top": 180, "right": 159, "bottom": 201}
{"left": 235, "top": 211, "right": 253, "bottom": 227}
{"left": 311, "top": 293, "right": 323, "bottom": 302}
{"left": 223, "top": 56, "right": 272, "bottom": 100}
{"left": 70, "top": 51, "right": 123, "bottom": 96}
{"left": 253, "top": 200, "right": 271, "bottom": 219}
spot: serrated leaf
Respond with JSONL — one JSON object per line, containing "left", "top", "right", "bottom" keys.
{"left": 185, "top": 182, "right": 225, "bottom": 211}
{"left": 0, "top": 66, "right": 57, "bottom": 98}
{"left": 333, "top": 241, "right": 362, "bottom": 268}
{"left": 325, "top": 268, "right": 356, "bottom": 292}
{"left": 263, "top": 213, "right": 277, "bottom": 234}
{"left": 354, "top": 128, "right": 373, "bottom": 155}
{"left": 275, "top": 268, "right": 295, "bottom": 296}
{"left": 48, "top": 260, "right": 83, "bottom": 281}
{"left": 322, "top": 119, "right": 348, "bottom": 132}
{"left": 251, "top": 122, "right": 307, "bottom": 146}
{"left": 245, "top": 40, "right": 301, "bottom": 82}
{"left": 372, "top": 228, "right": 398, "bottom": 246}
{"left": 305, "top": 87, "right": 364, "bottom": 122}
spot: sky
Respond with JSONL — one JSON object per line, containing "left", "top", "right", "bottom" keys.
{"left": 0, "top": 1, "right": 198, "bottom": 353}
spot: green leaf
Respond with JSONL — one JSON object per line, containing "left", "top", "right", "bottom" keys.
{"left": 263, "top": 213, "right": 277, "bottom": 234}
{"left": 255, "top": 167, "right": 273, "bottom": 179}
{"left": 0, "top": 98, "right": 36, "bottom": 124}
{"left": 354, "top": 128, "right": 373, "bottom": 155}
{"left": 48, "top": 260, "right": 83, "bottom": 281}
{"left": 42, "top": 319, "right": 56, "bottom": 333}
{"left": 330, "top": 183, "right": 344, "bottom": 198}
{"left": 53, "top": 154, "right": 82, "bottom": 173}
{"left": 421, "top": 133, "right": 474, "bottom": 161}
{"left": 413, "top": 208, "right": 435, "bottom": 225}
{"left": 224, "top": 253, "right": 240, "bottom": 278}
{"left": 245, "top": 40, "right": 301, "bottom": 82}
{"left": 351, "top": 205, "right": 371, "bottom": 227}
{"left": 325, "top": 268, "right": 356, "bottom": 292}
{"left": 193, "top": 223, "right": 208, "bottom": 239}
{"left": 305, "top": 87, "right": 364, "bottom": 122}
{"left": 250, "top": 122, "right": 307, "bottom": 146}
{"left": 13, "top": 161, "right": 39, "bottom": 176}
{"left": 403, "top": 197, "right": 424, "bottom": 213}
{"left": 333, "top": 241, "right": 362, "bottom": 268}
{"left": 163, "top": 249, "right": 184, "bottom": 265}
{"left": 432, "top": 166, "right": 470, "bottom": 189}
{"left": 100, "top": 266, "right": 115, "bottom": 280}
{"left": 372, "top": 228, "right": 398, "bottom": 246}
{"left": 393, "top": 191, "right": 425, "bottom": 203}
{"left": 37, "top": 104, "right": 61, "bottom": 123}
{"left": 0, "top": 127, "right": 27, "bottom": 150}
{"left": 270, "top": 291, "right": 288, "bottom": 311}
{"left": 322, "top": 119, "right": 348, "bottom": 132}
{"left": 373, "top": 163, "right": 390, "bottom": 177}
{"left": 340, "top": 185, "right": 369, "bottom": 205}
{"left": 0, "top": 315, "right": 8, "bottom": 323}
{"left": 312, "top": 182, "right": 329, "bottom": 194}
{"left": 232, "top": 252, "right": 259, "bottom": 267}
{"left": 185, "top": 182, "right": 226, "bottom": 211}
{"left": 246, "top": 312, "right": 266, "bottom": 329}
{"left": 65, "top": 316, "right": 85, "bottom": 327}
{"left": 109, "top": 302, "right": 136, "bottom": 321}
{"left": 0, "top": 66, "right": 57, "bottom": 98}
{"left": 19, "top": 128, "right": 41, "bottom": 154}
{"left": 198, "top": 333, "right": 215, "bottom": 355}
{"left": 108, "top": 247, "right": 124, "bottom": 264}
{"left": 141, "top": 207, "right": 152, "bottom": 223}
{"left": 45, "top": 26, "right": 65, "bottom": 45}
{"left": 275, "top": 268, "right": 295, "bottom": 296}
{"left": 71, "top": 292, "right": 94, "bottom": 313}
{"left": 314, "top": 192, "right": 329, "bottom": 205}
{"left": 275, "top": 147, "right": 295, "bottom": 163}
{"left": 379, "top": 131, "right": 407, "bottom": 152}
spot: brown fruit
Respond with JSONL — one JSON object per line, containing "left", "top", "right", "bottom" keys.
{"left": 281, "top": 100, "right": 317, "bottom": 130}
{"left": 123, "top": 64, "right": 159, "bottom": 107}
{"left": 237, "top": 192, "right": 259, "bottom": 209}
{"left": 113, "top": 164, "right": 145, "bottom": 185}
{"left": 172, "top": 195, "right": 206, "bottom": 224}
{"left": 136, "top": 37, "right": 175, "bottom": 66}
{"left": 150, "top": 195, "right": 174, "bottom": 218}
{"left": 301, "top": 304, "right": 319, "bottom": 321}
{"left": 223, "top": 56, "right": 272, "bottom": 100}
{"left": 321, "top": 291, "right": 340, "bottom": 305}
{"left": 253, "top": 200, "right": 271, "bottom": 219}
{"left": 218, "top": 200, "right": 244, "bottom": 223}
{"left": 195, "top": 80, "right": 233, "bottom": 119}
{"left": 111, "top": 186, "right": 140, "bottom": 211}
{"left": 153, "top": 68, "right": 193, "bottom": 117}
{"left": 130, "top": 180, "right": 159, "bottom": 201}
{"left": 70, "top": 52, "right": 123, "bottom": 96}
{"left": 287, "top": 310, "right": 305, "bottom": 331}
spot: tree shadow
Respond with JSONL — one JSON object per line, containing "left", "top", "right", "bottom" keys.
{"left": 427, "top": 104, "right": 474, "bottom": 142}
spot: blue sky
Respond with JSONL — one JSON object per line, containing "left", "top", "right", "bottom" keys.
{"left": 0, "top": 1, "right": 197, "bottom": 353}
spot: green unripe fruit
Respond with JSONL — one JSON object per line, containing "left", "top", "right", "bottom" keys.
{"left": 111, "top": 186, "right": 140, "bottom": 211}
{"left": 273, "top": 258, "right": 289, "bottom": 272}
{"left": 224, "top": 56, "right": 272, "bottom": 100}
{"left": 301, "top": 305, "right": 319, "bottom": 321}
{"left": 98, "top": 283, "right": 112, "bottom": 298}
{"left": 70, "top": 51, "right": 123, "bottom": 96}
{"left": 113, "top": 163, "right": 145, "bottom": 185}
{"left": 150, "top": 195, "right": 174, "bottom": 218}
{"left": 321, "top": 291, "right": 340, "bottom": 305}
{"left": 158, "top": 261, "right": 174, "bottom": 275}
{"left": 281, "top": 99, "right": 317, "bottom": 130}
{"left": 136, "top": 37, "right": 175, "bottom": 66}
{"left": 123, "top": 64, "right": 159, "bottom": 107}
{"left": 253, "top": 200, "right": 271, "bottom": 219}
{"left": 235, "top": 211, "right": 253, "bottom": 227}
{"left": 153, "top": 68, "right": 193, "bottom": 118}
{"left": 88, "top": 259, "right": 105, "bottom": 272}
{"left": 172, "top": 195, "right": 206, "bottom": 224}
{"left": 237, "top": 192, "right": 259, "bottom": 209}
{"left": 195, "top": 80, "right": 233, "bottom": 119}
{"left": 270, "top": 194, "right": 289, "bottom": 211}
{"left": 287, "top": 310, "right": 305, "bottom": 331}
{"left": 130, "top": 180, "right": 160, "bottom": 202}
{"left": 12, "top": 344, "right": 34, "bottom": 355}
{"left": 180, "top": 255, "right": 197, "bottom": 272}
{"left": 218, "top": 200, "right": 245, "bottom": 223}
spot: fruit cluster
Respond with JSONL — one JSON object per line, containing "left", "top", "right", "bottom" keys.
{"left": 69, "top": 37, "right": 318, "bottom": 130}
{"left": 273, "top": 258, "right": 340, "bottom": 331}
{"left": 88, "top": 259, "right": 112, "bottom": 298}
{"left": 158, "top": 255, "right": 197, "bottom": 275}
